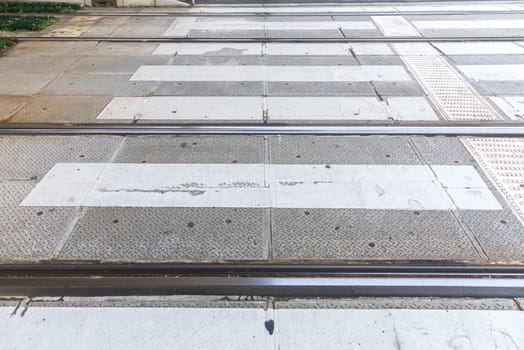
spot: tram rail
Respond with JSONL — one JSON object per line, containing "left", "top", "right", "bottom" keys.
{"left": 1, "top": 263, "right": 524, "bottom": 297}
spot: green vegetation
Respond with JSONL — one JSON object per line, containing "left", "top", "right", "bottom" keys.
{"left": 0, "top": 2, "right": 80, "bottom": 14}
{"left": 0, "top": 15, "right": 56, "bottom": 31}
{"left": 0, "top": 38, "right": 16, "bottom": 51}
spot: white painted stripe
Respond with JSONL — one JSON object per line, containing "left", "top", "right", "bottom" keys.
{"left": 130, "top": 65, "right": 411, "bottom": 82}
{"left": 98, "top": 97, "right": 437, "bottom": 122}
{"left": 433, "top": 42, "right": 524, "bottom": 55}
{"left": 371, "top": 16, "right": 421, "bottom": 37}
{"left": 395, "top": 4, "right": 510, "bottom": 12}
{"left": 4, "top": 307, "right": 524, "bottom": 350}
{"left": 266, "top": 97, "right": 438, "bottom": 121}
{"left": 153, "top": 43, "right": 262, "bottom": 56}
{"left": 458, "top": 65, "right": 524, "bottom": 81}
{"left": 21, "top": 163, "right": 501, "bottom": 210}
{"left": 97, "top": 97, "right": 262, "bottom": 121}
{"left": 163, "top": 17, "right": 376, "bottom": 36}
{"left": 153, "top": 43, "right": 393, "bottom": 56}
{"left": 413, "top": 20, "right": 524, "bottom": 30}
{"left": 489, "top": 96, "right": 524, "bottom": 120}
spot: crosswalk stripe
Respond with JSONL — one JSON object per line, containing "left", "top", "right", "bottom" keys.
{"left": 413, "top": 19, "right": 524, "bottom": 29}
{"left": 488, "top": 96, "right": 524, "bottom": 120}
{"left": 458, "top": 65, "right": 524, "bottom": 81}
{"left": 96, "top": 96, "right": 438, "bottom": 121}
{"left": 21, "top": 163, "right": 500, "bottom": 210}
{"left": 163, "top": 18, "right": 376, "bottom": 36}
{"left": 371, "top": 16, "right": 421, "bottom": 37}
{"left": 130, "top": 65, "right": 411, "bottom": 82}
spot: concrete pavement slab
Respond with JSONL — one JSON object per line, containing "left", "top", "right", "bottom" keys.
{"left": 0, "top": 96, "right": 28, "bottom": 121}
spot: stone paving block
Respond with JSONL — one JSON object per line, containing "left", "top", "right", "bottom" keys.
{"left": 341, "top": 29, "right": 383, "bottom": 37}
{"left": 0, "top": 96, "right": 28, "bottom": 121}
{"left": 271, "top": 209, "right": 481, "bottom": 260}
{"left": 266, "top": 82, "right": 377, "bottom": 96}
{"left": 67, "top": 56, "right": 171, "bottom": 74}
{"left": 153, "top": 81, "right": 264, "bottom": 96}
{"left": 8, "top": 95, "right": 114, "bottom": 124}
{"left": 58, "top": 208, "right": 268, "bottom": 261}
{"left": 115, "top": 135, "right": 265, "bottom": 164}
{"left": 270, "top": 135, "right": 421, "bottom": 165}
{"left": 0, "top": 56, "right": 76, "bottom": 74}
{"left": 40, "top": 74, "right": 158, "bottom": 96}
{"left": 0, "top": 136, "right": 122, "bottom": 179}
{"left": 0, "top": 74, "right": 58, "bottom": 95}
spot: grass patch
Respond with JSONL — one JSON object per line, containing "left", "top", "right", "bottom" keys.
{"left": 0, "top": 15, "right": 57, "bottom": 31}
{"left": 0, "top": 38, "right": 16, "bottom": 50}
{"left": 0, "top": 2, "right": 80, "bottom": 14}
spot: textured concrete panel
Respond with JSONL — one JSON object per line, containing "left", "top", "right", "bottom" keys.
{"left": 189, "top": 30, "right": 266, "bottom": 38}
{"left": 110, "top": 17, "right": 174, "bottom": 37}
{"left": 270, "top": 136, "right": 421, "bottom": 165}
{"left": 59, "top": 208, "right": 268, "bottom": 261}
{"left": 0, "top": 74, "right": 57, "bottom": 95}
{"left": 92, "top": 42, "right": 158, "bottom": 56}
{"left": 0, "top": 136, "right": 122, "bottom": 179}
{"left": 267, "top": 82, "right": 376, "bottom": 96}
{"left": 68, "top": 56, "right": 171, "bottom": 74}
{"left": 115, "top": 136, "right": 265, "bottom": 164}
{"left": 0, "top": 57, "right": 76, "bottom": 74}
{"left": 154, "top": 81, "right": 264, "bottom": 96}
{"left": 41, "top": 74, "right": 158, "bottom": 96}
{"left": 4, "top": 41, "right": 98, "bottom": 57}
{"left": 0, "top": 96, "right": 28, "bottom": 121}
{"left": 81, "top": 16, "right": 130, "bottom": 37}
{"left": 271, "top": 209, "right": 480, "bottom": 260}
{"left": 9, "top": 96, "right": 113, "bottom": 124}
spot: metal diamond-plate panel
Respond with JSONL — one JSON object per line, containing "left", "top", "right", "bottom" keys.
{"left": 270, "top": 136, "right": 421, "bottom": 165}
{"left": 267, "top": 82, "right": 376, "bottom": 97}
{"left": 154, "top": 82, "right": 264, "bottom": 97}
{"left": 0, "top": 136, "right": 122, "bottom": 179}
{"left": 115, "top": 136, "right": 265, "bottom": 164}
{"left": 0, "top": 206, "right": 75, "bottom": 261}
{"left": 462, "top": 138, "right": 524, "bottom": 223}
{"left": 461, "top": 209, "right": 524, "bottom": 261}
{"left": 394, "top": 43, "right": 504, "bottom": 121}
{"left": 271, "top": 209, "right": 481, "bottom": 260}
{"left": 58, "top": 208, "right": 268, "bottom": 262}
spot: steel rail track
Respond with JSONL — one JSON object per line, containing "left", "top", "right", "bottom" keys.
{"left": 14, "top": 35, "right": 524, "bottom": 42}
{"left": 1, "top": 123, "right": 524, "bottom": 136}
{"left": 1, "top": 263, "right": 524, "bottom": 297}
{"left": 4, "top": 9, "right": 524, "bottom": 16}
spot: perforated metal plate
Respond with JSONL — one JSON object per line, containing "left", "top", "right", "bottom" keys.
{"left": 393, "top": 43, "right": 504, "bottom": 121}
{"left": 462, "top": 137, "right": 524, "bottom": 223}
